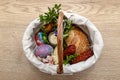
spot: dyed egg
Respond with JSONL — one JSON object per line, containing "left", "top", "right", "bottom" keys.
{"left": 54, "top": 29, "right": 57, "bottom": 36}
{"left": 38, "top": 32, "right": 50, "bottom": 44}
{"left": 38, "top": 32, "right": 44, "bottom": 43}
{"left": 52, "top": 46, "right": 58, "bottom": 64}
{"left": 48, "top": 32, "right": 57, "bottom": 46}
{"left": 35, "top": 44, "right": 53, "bottom": 58}
{"left": 35, "top": 33, "right": 42, "bottom": 45}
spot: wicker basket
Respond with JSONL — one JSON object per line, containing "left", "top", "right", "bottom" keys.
{"left": 22, "top": 11, "right": 104, "bottom": 75}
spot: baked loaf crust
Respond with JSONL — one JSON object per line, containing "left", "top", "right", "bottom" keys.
{"left": 65, "top": 27, "right": 90, "bottom": 55}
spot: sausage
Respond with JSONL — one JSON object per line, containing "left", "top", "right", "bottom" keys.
{"left": 71, "top": 50, "right": 94, "bottom": 64}
{"left": 63, "top": 45, "right": 76, "bottom": 58}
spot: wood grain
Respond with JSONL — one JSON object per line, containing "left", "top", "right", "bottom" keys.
{"left": 57, "top": 11, "right": 63, "bottom": 74}
{"left": 0, "top": 0, "right": 120, "bottom": 80}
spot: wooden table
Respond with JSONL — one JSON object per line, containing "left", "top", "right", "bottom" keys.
{"left": 0, "top": 0, "right": 120, "bottom": 80}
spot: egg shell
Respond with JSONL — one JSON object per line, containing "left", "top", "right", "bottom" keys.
{"left": 35, "top": 44, "right": 53, "bottom": 58}
{"left": 38, "top": 32, "right": 44, "bottom": 43}
{"left": 35, "top": 32, "right": 42, "bottom": 45}
{"left": 51, "top": 46, "right": 58, "bottom": 64}
{"left": 35, "top": 34, "right": 42, "bottom": 45}
{"left": 48, "top": 32, "right": 57, "bottom": 46}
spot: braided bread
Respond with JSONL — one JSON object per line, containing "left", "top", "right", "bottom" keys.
{"left": 65, "top": 27, "right": 90, "bottom": 55}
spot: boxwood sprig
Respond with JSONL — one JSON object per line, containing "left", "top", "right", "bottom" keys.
{"left": 63, "top": 54, "right": 78, "bottom": 65}
{"left": 40, "top": 4, "right": 61, "bottom": 24}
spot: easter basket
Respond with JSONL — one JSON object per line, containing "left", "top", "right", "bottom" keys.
{"left": 22, "top": 5, "right": 104, "bottom": 75}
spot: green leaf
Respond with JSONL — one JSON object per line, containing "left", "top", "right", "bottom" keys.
{"left": 63, "top": 34, "right": 69, "bottom": 39}
{"left": 63, "top": 54, "right": 78, "bottom": 65}
{"left": 48, "top": 7, "right": 52, "bottom": 12}
{"left": 42, "top": 32, "right": 50, "bottom": 44}
{"left": 63, "top": 19, "right": 72, "bottom": 34}
{"left": 39, "top": 4, "right": 61, "bottom": 24}
{"left": 63, "top": 40, "right": 67, "bottom": 49}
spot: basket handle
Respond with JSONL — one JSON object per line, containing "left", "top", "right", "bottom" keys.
{"left": 57, "top": 11, "right": 64, "bottom": 74}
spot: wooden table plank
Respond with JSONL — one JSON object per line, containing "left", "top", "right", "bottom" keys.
{"left": 0, "top": 0, "right": 120, "bottom": 80}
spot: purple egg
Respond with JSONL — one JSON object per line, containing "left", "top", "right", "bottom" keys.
{"left": 35, "top": 44, "right": 53, "bottom": 58}
{"left": 54, "top": 29, "right": 57, "bottom": 36}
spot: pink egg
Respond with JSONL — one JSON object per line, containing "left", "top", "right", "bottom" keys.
{"left": 35, "top": 44, "right": 53, "bottom": 58}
